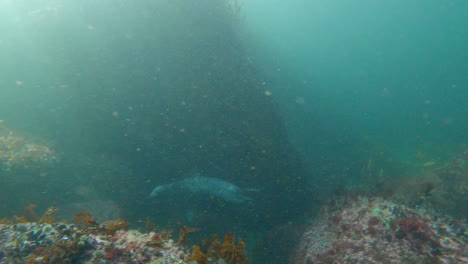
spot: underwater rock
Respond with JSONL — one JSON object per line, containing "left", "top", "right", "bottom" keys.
{"left": 0, "top": 222, "right": 190, "bottom": 264}
{"left": 0, "top": 129, "right": 57, "bottom": 174}
{"left": 290, "top": 196, "right": 467, "bottom": 264}
{"left": 386, "top": 149, "right": 468, "bottom": 219}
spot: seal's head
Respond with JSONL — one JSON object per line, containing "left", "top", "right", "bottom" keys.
{"left": 150, "top": 186, "right": 166, "bottom": 198}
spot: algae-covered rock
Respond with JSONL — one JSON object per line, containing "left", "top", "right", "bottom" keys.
{"left": 0, "top": 126, "right": 57, "bottom": 175}
{"left": 291, "top": 196, "right": 467, "bottom": 264}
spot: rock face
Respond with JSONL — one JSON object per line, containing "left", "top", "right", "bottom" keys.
{"left": 0, "top": 128, "right": 59, "bottom": 218}
{"left": 0, "top": 222, "right": 189, "bottom": 264}
{"left": 0, "top": 128, "right": 57, "bottom": 176}
{"left": 389, "top": 150, "right": 468, "bottom": 219}
{"left": 290, "top": 196, "right": 467, "bottom": 264}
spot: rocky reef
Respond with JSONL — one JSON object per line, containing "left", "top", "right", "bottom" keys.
{"left": 290, "top": 149, "right": 468, "bottom": 264}
{"left": 290, "top": 196, "right": 467, "bottom": 264}
{"left": 0, "top": 221, "right": 190, "bottom": 264}
{"left": 0, "top": 204, "right": 249, "bottom": 264}
{"left": 388, "top": 150, "right": 468, "bottom": 219}
{"left": 0, "top": 128, "right": 56, "bottom": 174}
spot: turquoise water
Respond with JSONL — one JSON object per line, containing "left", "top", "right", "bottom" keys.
{"left": 243, "top": 0, "right": 467, "bottom": 166}
{"left": 0, "top": 1, "right": 466, "bottom": 263}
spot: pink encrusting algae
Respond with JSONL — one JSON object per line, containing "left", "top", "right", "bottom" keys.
{"left": 291, "top": 196, "right": 467, "bottom": 264}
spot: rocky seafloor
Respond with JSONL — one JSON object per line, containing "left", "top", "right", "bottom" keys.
{"left": 290, "top": 196, "right": 467, "bottom": 264}
{"left": 0, "top": 222, "right": 189, "bottom": 264}
{"left": 0, "top": 213, "right": 248, "bottom": 264}
{"left": 2, "top": 199, "right": 466, "bottom": 264}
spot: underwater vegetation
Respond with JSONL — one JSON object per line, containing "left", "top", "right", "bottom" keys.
{"left": 176, "top": 223, "right": 199, "bottom": 246}
{"left": 0, "top": 204, "right": 249, "bottom": 264}
{"left": 382, "top": 149, "right": 468, "bottom": 219}
{"left": 0, "top": 205, "right": 186, "bottom": 264}
{"left": 0, "top": 127, "right": 56, "bottom": 174}
{"left": 291, "top": 195, "right": 467, "bottom": 264}
{"left": 189, "top": 233, "right": 248, "bottom": 264}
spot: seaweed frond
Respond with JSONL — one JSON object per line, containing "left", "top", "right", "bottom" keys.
{"left": 190, "top": 232, "right": 248, "bottom": 264}
{"left": 101, "top": 218, "right": 128, "bottom": 235}
{"left": 176, "top": 223, "right": 199, "bottom": 246}
{"left": 73, "top": 210, "right": 98, "bottom": 227}
{"left": 189, "top": 245, "right": 208, "bottom": 264}
{"left": 23, "top": 203, "right": 38, "bottom": 222}
{"left": 39, "top": 206, "right": 58, "bottom": 224}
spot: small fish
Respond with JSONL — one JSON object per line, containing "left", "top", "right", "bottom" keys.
{"left": 150, "top": 174, "right": 253, "bottom": 204}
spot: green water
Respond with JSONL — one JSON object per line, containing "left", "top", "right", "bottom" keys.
{"left": 245, "top": 0, "right": 467, "bottom": 165}
{"left": 0, "top": 1, "right": 466, "bottom": 263}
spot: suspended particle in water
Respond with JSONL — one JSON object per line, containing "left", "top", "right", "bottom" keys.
{"left": 264, "top": 90, "right": 272, "bottom": 96}
{"left": 295, "top": 97, "right": 305, "bottom": 105}
{"left": 380, "top": 87, "right": 391, "bottom": 97}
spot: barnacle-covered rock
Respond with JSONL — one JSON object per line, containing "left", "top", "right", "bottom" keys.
{"left": 0, "top": 222, "right": 190, "bottom": 264}
{"left": 0, "top": 222, "right": 85, "bottom": 261}
{"left": 291, "top": 196, "right": 467, "bottom": 264}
